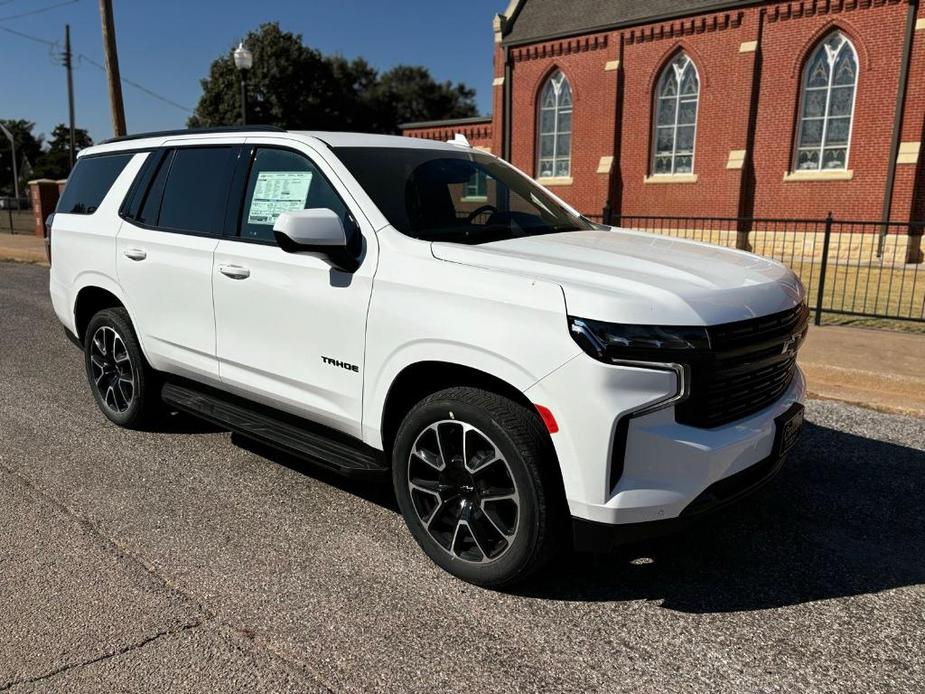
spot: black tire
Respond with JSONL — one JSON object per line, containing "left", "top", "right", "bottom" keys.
{"left": 84, "top": 307, "right": 162, "bottom": 429}
{"left": 392, "top": 386, "right": 566, "bottom": 587}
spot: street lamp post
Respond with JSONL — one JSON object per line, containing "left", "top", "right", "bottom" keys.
{"left": 233, "top": 42, "right": 253, "bottom": 126}
{"left": 0, "top": 122, "right": 20, "bottom": 208}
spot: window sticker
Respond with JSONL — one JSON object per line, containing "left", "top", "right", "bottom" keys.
{"left": 247, "top": 171, "right": 313, "bottom": 225}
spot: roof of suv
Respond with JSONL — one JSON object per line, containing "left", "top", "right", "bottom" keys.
{"left": 83, "top": 127, "right": 473, "bottom": 158}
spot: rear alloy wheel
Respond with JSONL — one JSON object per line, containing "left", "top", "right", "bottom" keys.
{"left": 88, "top": 325, "right": 135, "bottom": 414}
{"left": 84, "top": 307, "right": 161, "bottom": 429}
{"left": 393, "top": 387, "right": 565, "bottom": 587}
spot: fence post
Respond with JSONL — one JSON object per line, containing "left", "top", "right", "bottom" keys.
{"left": 814, "top": 212, "right": 833, "bottom": 326}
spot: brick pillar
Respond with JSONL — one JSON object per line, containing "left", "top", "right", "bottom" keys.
{"left": 907, "top": 228, "right": 924, "bottom": 264}
{"left": 28, "top": 179, "right": 59, "bottom": 239}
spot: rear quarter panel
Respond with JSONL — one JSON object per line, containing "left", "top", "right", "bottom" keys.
{"left": 50, "top": 152, "right": 149, "bottom": 335}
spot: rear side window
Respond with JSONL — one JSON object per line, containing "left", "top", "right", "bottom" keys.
{"left": 57, "top": 153, "right": 133, "bottom": 215}
{"left": 136, "top": 150, "right": 172, "bottom": 226}
{"left": 157, "top": 147, "right": 236, "bottom": 234}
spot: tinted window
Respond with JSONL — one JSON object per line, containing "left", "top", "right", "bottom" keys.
{"left": 57, "top": 154, "right": 133, "bottom": 215}
{"left": 333, "top": 147, "right": 592, "bottom": 245}
{"left": 239, "top": 148, "right": 349, "bottom": 242}
{"left": 136, "top": 150, "right": 172, "bottom": 226}
{"left": 158, "top": 147, "right": 235, "bottom": 234}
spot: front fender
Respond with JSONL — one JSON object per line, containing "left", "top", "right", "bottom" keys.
{"left": 362, "top": 339, "right": 564, "bottom": 448}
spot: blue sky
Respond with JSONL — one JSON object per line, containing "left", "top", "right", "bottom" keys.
{"left": 0, "top": 0, "right": 502, "bottom": 145}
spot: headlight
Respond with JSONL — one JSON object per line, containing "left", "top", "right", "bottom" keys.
{"left": 568, "top": 316, "right": 709, "bottom": 363}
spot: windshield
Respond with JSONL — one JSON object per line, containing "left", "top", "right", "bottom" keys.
{"left": 332, "top": 147, "right": 594, "bottom": 244}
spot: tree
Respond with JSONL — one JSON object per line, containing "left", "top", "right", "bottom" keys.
{"left": 189, "top": 23, "right": 354, "bottom": 131}
{"left": 32, "top": 124, "right": 93, "bottom": 181}
{"left": 0, "top": 120, "right": 43, "bottom": 197}
{"left": 367, "top": 65, "right": 478, "bottom": 133}
{"left": 189, "top": 22, "right": 479, "bottom": 134}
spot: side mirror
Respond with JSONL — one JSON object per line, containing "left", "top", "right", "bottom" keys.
{"left": 273, "top": 208, "right": 360, "bottom": 272}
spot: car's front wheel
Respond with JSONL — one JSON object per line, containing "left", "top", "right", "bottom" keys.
{"left": 392, "top": 387, "right": 565, "bottom": 587}
{"left": 84, "top": 307, "right": 161, "bottom": 429}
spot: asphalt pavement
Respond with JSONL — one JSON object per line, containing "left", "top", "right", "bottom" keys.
{"left": 1, "top": 262, "right": 923, "bottom": 693}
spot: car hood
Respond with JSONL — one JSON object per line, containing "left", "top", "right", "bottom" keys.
{"left": 431, "top": 229, "right": 805, "bottom": 325}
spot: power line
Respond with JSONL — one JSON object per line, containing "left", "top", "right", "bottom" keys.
{"left": 0, "top": 24, "right": 194, "bottom": 115}
{"left": 0, "top": 0, "right": 80, "bottom": 23}
{"left": 0, "top": 24, "right": 59, "bottom": 48}
{"left": 77, "top": 53, "right": 193, "bottom": 113}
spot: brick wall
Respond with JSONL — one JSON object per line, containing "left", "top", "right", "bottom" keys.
{"left": 506, "top": 32, "right": 618, "bottom": 215}
{"left": 897, "top": 2, "right": 925, "bottom": 221}
{"left": 404, "top": 0, "right": 924, "bottom": 223}
{"left": 750, "top": 0, "right": 908, "bottom": 220}
{"left": 619, "top": 11, "right": 757, "bottom": 218}
{"left": 402, "top": 119, "right": 494, "bottom": 151}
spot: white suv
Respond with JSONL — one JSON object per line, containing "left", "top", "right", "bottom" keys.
{"left": 48, "top": 126, "right": 807, "bottom": 586}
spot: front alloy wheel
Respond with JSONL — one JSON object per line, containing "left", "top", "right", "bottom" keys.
{"left": 393, "top": 387, "right": 566, "bottom": 587}
{"left": 408, "top": 420, "right": 520, "bottom": 563}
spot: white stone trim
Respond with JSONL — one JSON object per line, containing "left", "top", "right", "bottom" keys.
{"left": 605, "top": 60, "right": 620, "bottom": 71}
{"left": 726, "top": 149, "right": 747, "bottom": 170}
{"left": 597, "top": 155, "right": 613, "bottom": 174}
{"left": 644, "top": 174, "right": 699, "bottom": 184}
{"left": 897, "top": 141, "right": 921, "bottom": 165}
{"left": 597, "top": 156, "right": 614, "bottom": 174}
{"left": 739, "top": 40, "right": 758, "bottom": 53}
{"left": 495, "top": 0, "right": 527, "bottom": 42}
{"left": 536, "top": 176, "right": 573, "bottom": 186}
{"left": 783, "top": 169, "right": 854, "bottom": 182}
{"left": 492, "top": 76, "right": 505, "bottom": 87}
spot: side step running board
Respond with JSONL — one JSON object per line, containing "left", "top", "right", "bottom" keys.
{"left": 161, "top": 381, "right": 388, "bottom": 479}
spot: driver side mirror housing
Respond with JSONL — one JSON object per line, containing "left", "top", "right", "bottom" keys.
{"left": 273, "top": 208, "right": 361, "bottom": 272}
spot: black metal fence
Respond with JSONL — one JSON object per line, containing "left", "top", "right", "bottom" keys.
{"left": 592, "top": 213, "right": 925, "bottom": 326}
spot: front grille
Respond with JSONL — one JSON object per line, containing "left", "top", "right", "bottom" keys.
{"left": 675, "top": 303, "right": 809, "bottom": 428}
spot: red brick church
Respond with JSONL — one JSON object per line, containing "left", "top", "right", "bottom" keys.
{"left": 402, "top": 0, "right": 925, "bottom": 226}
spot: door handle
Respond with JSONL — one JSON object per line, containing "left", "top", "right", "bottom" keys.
{"left": 123, "top": 248, "right": 147, "bottom": 261}
{"left": 219, "top": 264, "right": 250, "bottom": 280}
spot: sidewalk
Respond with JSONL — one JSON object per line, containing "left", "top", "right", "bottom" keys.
{"left": 799, "top": 324, "right": 925, "bottom": 417}
{"left": 0, "top": 240, "right": 922, "bottom": 416}
{"left": 0, "top": 232, "right": 47, "bottom": 265}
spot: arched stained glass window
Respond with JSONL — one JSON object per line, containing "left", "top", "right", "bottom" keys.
{"left": 537, "top": 71, "right": 572, "bottom": 178}
{"left": 795, "top": 32, "right": 858, "bottom": 171}
{"left": 652, "top": 53, "right": 699, "bottom": 175}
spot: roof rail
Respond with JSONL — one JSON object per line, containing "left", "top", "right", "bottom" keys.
{"left": 100, "top": 125, "right": 286, "bottom": 145}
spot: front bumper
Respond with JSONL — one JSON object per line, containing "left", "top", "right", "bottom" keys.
{"left": 525, "top": 352, "right": 807, "bottom": 530}
{"left": 571, "top": 426, "right": 794, "bottom": 551}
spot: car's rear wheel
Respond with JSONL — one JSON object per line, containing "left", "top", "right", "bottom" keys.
{"left": 84, "top": 307, "right": 161, "bottom": 429}
{"left": 392, "top": 386, "right": 565, "bottom": 587}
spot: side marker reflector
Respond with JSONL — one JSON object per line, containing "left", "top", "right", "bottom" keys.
{"left": 534, "top": 404, "right": 559, "bottom": 434}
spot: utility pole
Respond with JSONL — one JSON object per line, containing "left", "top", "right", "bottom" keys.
{"left": 98, "top": 0, "right": 127, "bottom": 136}
{"left": 64, "top": 24, "right": 76, "bottom": 169}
